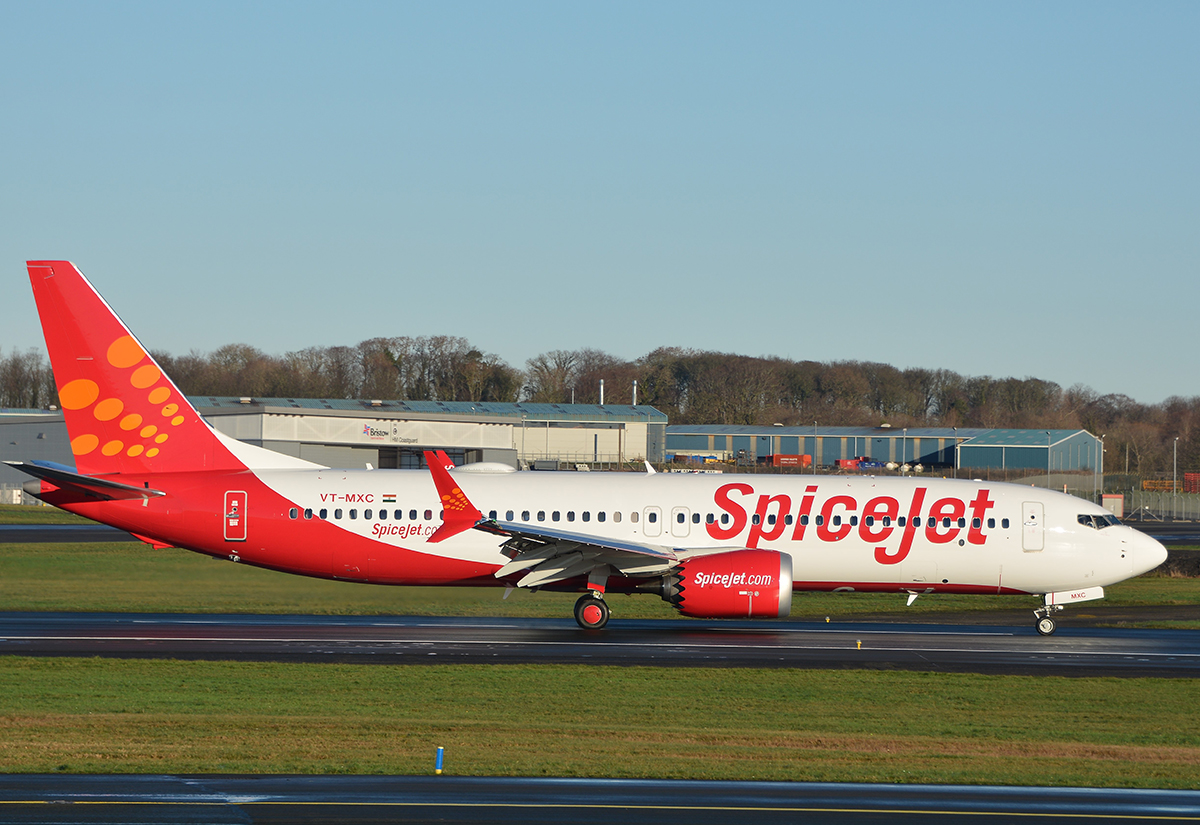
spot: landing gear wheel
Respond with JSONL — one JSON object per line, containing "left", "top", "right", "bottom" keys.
{"left": 1036, "top": 616, "right": 1057, "bottom": 636}
{"left": 574, "top": 595, "right": 610, "bottom": 630}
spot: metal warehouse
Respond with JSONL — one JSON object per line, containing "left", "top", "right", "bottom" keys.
{"left": 195, "top": 398, "right": 667, "bottom": 469}
{"left": 665, "top": 425, "right": 1103, "bottom": 472}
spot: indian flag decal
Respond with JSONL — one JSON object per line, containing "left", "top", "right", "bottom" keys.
{"left": 383, "top": 494, "right": 396, "bottom": 503}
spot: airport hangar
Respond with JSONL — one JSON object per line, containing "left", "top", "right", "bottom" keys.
{"left": 0, "top": 398, "right": 668, "bottom": 502}
{"left": 665, "top": 425, "right": 1104, "bottom": 472}
{"left": 2, "top": 404, "right": 1100, "bottom": 502}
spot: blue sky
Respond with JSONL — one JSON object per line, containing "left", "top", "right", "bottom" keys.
{"left": 2, "top": 1, "right": 1196, "bottom": 404}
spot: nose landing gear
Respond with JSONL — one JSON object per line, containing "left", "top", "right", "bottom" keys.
{"left": 1034, "top": 604, "right": 1062, "bottom": 636}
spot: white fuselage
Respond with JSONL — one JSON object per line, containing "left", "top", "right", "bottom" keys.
{"left": 255, "top": 468, "right": 1165, "bottom": 595}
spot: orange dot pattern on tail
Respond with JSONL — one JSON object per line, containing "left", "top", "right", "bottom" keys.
{"left": 62, "top": 335, "right": 184, "bottom": 463}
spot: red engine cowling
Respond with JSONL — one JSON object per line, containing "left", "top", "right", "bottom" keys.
{"left": 664, "top": 549, "right": 793, "bottom": 619}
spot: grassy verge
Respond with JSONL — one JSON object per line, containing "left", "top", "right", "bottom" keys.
{"left": 3, "top": 541, "right": 1199, "bottom": 618}
{"left": 0, "top": 504, "right": 94, "bottom": 525}
{"left": 1, "top": 658, "right": 1198, "bottom": 786}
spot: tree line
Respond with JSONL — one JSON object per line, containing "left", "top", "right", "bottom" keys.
{"left": 2, "top": 341, "right": 1196, "bottom": 477}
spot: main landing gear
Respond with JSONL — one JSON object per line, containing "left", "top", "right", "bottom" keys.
{"left": 1034, "top": 604, "right": 1063, "bottom": 636}
{"left": 574, "top": 593, "right": 610, "bottom": 630}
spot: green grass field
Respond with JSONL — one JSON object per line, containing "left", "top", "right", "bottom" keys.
{"left": 2, "top": 536, "right": 1198, "bottom": 786}
{"left": 0, "top": 504, "right": 95, "bottom": 525}
{"left": 2, "top": 658, "right": 1198, "bottom": 786}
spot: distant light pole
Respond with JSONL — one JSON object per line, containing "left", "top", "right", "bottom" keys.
{"left": 1174, "top": 437, "right": 1179, "bottom": 520}
{"left": 902, "top": 428, "right": 908, "bottom": 468}
{"left": 953, "top": 427, "right": 958, "bottom": 479}
{"left": 1099, "top": 434, "right": 1106, "bottom": 504}
{"left": 1046, "top": 431, "right": 1052, "bottom": 489}
{"left": 812, "top": 421, "right": 817, "bottom": 475}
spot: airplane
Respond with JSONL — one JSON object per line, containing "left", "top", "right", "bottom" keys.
{"left": 9, "top": 261, "right": 1168, "bottom": 635}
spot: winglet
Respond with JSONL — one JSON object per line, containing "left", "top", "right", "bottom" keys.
{"left": 644, "top": 460, "right": 656, "bottom": 475}
{"left": 424, "top": 449, "right": 484, "bottom": 543}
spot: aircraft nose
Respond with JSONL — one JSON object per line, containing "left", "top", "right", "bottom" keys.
{"left": 1130, "top": 530, "right": 1168, "bottom": 576}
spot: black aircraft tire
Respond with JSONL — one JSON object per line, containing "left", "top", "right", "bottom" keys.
{"left": 574, "top": 595, "right": 610, "bottom": 629}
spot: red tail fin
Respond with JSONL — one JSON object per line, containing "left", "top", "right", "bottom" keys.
{"left": 27, "top": 261, "right": 245, "bottom": 476}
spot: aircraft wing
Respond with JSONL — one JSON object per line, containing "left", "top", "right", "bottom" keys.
{"left": 421, "top": 450, "right": 682, "bottom": 589}
{"left": 475, "top": 519, "right": 680, "bottom": 587}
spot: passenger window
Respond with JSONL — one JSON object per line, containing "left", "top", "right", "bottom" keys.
{"left": 692, "top": 513, "right": 700, "bottom": 523}
{"left": 706, "top": 513, "right": 715, "bottom": 524}
{"left": 865, "top": 516, "right": 874, "bottom": 526}
{"left": 987, "top": 518, "right": 995, "bottom": 529}
{"left": 611, "top": 512, "right": 618, "bottom": 523}
{"left": 752, "top": 514, "right": 761, "bottom": 525}
{"left": 582, "top": 511, "right": 591, "bottom": 522}
{"left": 631, "top": 512, "right": 639, "bottom": 523}
{"left": 882, "top": 516, "right": 891, "bottom": 527}
{"left": 379, "top": 509, "right": 387, "bottom": 520}
{"left": 506, "top": 510, "right": 514, "bottom": 521}
{"left": 677, "top": 512, "right": 686, "bottom": 524}
{"left": 303, "top": 508, "right": 313, "bottom": 519}
{"left": 767, "top": 514, "right": 776, "bottom": 525}
{"left": 850, "top": 516, "right": 858, "bottom": 526}
{"left": 289, "top": 508, "right": 298, "bottom": 519}
{"left": 648, "top": 512, "right": 657, "bottom": 523}
{"left": 349, "top": 509, "right": 357, "bottom": 520}
{"left": 537, "top": 511, "right": 546, "bottom": 522}
{"left": 424, "top": 509, "right": 432, "bottom": 520}
{"left": 599, "top": 511, "right": 607, "bottom": 522}
{"left": 334, "top": 509, "right": 343, "bottom": 519}
{"left": 721, "top": 513, "right": 729, "bottom": 525}
{"left": 552, "top": 511, "right": 560, "bottom": 522}
{"left": 522, "top": 510, "right": 530, "bottom": 521}
{"left": 832, "top": 515, "right": 841, "bottom": 526}
{"left": 800, "top": 515, "right": 809, "bottom": 526}
{"left": 319, "top": 508, "right": 328, "bottom": 519}
{"left": 898, "top": 516, "right": 906, "bottom": 527}
{"left": 1002, "top": 518, "right": 1010, "bottom": 528}
{"left": 364, "top": 509, "right": 372, "bottom": 519}
{"left": 567, "top": 511, "right": 575, "bottom": 522}
{"left": 912, "top": 517, "right": 921, "bottom": 527}
{"left": 957, "top": 518, "right": 966, "bottom": 528}
{"left": 784, "top": 514, "right": 793, "bottom": 525}
{"left": 488, "top": 510, "right": 497, "bottom": 520}
{"left": 815, "top": 515, "right": 824, "bottom": 526}
{"left": 409, "top": 509, "right": 418, "bottom": 520}
{"left": 942, "top": 518, "right": 951, "bottom": 528}
{"left": 972, "top": 518, "right": 981, "bottom": 529}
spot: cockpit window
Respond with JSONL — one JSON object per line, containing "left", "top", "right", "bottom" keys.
{"left": 1078, "top": 513, "right": 1122, "bottom": 530}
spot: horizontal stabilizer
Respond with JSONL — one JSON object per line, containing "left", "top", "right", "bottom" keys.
{"left": 4, "top": 460, "right": 165, "bottom": 501}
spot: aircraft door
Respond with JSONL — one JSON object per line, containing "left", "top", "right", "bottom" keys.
{"left": 643, "top": 506, "right": 662, "bottom": 537}
{"left": 671, "top": 506, "right": 690, "bottom": 538}
{"left": 1022, "top": 502, "right": 1044, "bottom": 552}
{"left": 224, "top": 491, "right": 247, "bottom": 542}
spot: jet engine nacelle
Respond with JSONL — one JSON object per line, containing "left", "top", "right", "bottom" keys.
{"left": 664, "top": 549, "right": 793, "bottom": 619}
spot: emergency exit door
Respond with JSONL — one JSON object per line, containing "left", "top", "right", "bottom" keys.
{"left": 224, "top": 491, "right": 247, "bottom": 541}
{"left": 1021, "top": 501, "right": 1043, "bottom": 552}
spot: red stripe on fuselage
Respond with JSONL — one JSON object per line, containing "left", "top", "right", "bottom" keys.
{"left": 40, "top": 471, "right": 499, "bottom": 586}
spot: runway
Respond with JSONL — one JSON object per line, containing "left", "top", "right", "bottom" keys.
{"left": 1, "top": 775, "right": 1199, "bottom": 824}
{"left": 0, "top": 524, "right": 135, "bottom": 543}
{"left": 2, "top": 611, "right": 1198, "bottom": 676}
